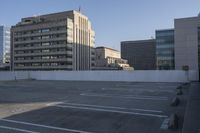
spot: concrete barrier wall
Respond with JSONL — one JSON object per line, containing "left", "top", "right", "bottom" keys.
{"left": 0, "top": 71, "right": 29, "bottom": 80}
{"left": 188, "top": 70, "right": 199, "bottom": 81}
{"left": 30, "top": 70, "right": 190, "bottom": 82}
{"left": 0, "top": 70, "right": 198, "bottom": 82}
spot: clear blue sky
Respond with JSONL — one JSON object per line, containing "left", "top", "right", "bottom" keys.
{"left": 0, "top": 0, "right": 199, "bottom": 50}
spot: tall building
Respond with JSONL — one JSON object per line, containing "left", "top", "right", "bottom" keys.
{"left": 156, "top": 29, "right": 175, "bottom": 70}
{"left": 11, "top": 10, "right": 95, "bottom": 71}
{"left": 121, "top": 39, "right": 156, "bottom": 70}
{"left": 0, "top": 26, "right": 10, "bottom": 65}
{"left": 95, "top": 46, "right": 132, "bottom": 70}
{"left": 174, "top": 16, "right": 200, "bottom": 75}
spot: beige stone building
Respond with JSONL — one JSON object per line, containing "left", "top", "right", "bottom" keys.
{"left": 11, "top": 10, "right": 95, "bottom": 70}
{"left": 174, "top": 16, "right": 200, "bottom": 73}
{"left": 95, "top": 46, "right": 133, "bottom": 70}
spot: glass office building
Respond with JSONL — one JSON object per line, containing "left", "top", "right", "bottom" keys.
{"left": 156, "top": 29, "right": 175, "bottom": 70}
{"left": 0, "top": 26, "right": 10, "bottom": 65}
{"left": 198, "top": 27, "right": 200, "bottom": 76}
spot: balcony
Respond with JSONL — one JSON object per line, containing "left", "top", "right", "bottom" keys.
{"left": 14, "top": 65, "right": 73, "bottom": 70}
{"left": 14, "top": 51, "right": 73, "bottom": 57}
{"left": 14, "top": 44, "right": 72, "bottom": 51}
{"left": 14, "top": 30, "right": 67, "bottom": 38}
{"left": 14, "top": 37, "right": 67, "bottom": 45}
{"left": 14, "top": 58, "right": 73, "bottom": 63}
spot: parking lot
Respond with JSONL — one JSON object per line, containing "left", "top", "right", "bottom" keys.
{"left": 0, "top": 80, "right": 188, "bottom": 133}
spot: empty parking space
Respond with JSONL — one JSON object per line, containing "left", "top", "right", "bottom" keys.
{"left": 0, "top": 80, "right": 188, "bottom": 133}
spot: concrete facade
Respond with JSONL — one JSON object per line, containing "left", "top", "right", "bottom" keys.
{"left": 174, "top": 16, "right": 200, "bottom": 72}
{"left": 95, "top": 47, "right": 132, "bottom": 70}
{"left": 11, "top": 10, "right": 95, "bottom": 71}
{"left": 121, "top": 39, "right": 156, "bottom": 70}
{"left": 95, "top": 46, "right": 120, "bottom": 67}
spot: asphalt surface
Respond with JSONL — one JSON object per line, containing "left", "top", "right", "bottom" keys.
{"left": 0, "top": 80, "right": 189, "bottom": 133}
{"left": 182, "top": 82, "right": 200, "bottom": 133}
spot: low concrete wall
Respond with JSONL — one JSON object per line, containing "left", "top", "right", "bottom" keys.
{"left": 29, "top": 70, "right": 190, "bottom": 82}
{"left": 188, "top": 70, "right": 199, "bottom": 81}
{"left": 0, "top": 71, "right": 29, "bottom": 81}
{"left": 0, "top": 70, "right": 198, "bottom": 82}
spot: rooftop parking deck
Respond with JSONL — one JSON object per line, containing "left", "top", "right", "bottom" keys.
{"left": 0, "top": 80, "right": 189, "bottom": 133}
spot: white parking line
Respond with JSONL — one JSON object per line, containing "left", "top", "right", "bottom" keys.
{"left": 160, "top": 118, "right": 170, "bottom": 129}
{"left": 80, "top": 93, "right": 168, "bottom": 101}
{"left": 115, "top": 84, "right": 178, "bottom": 88}
{"left": 46, "top": 102, "right": 63, "bottom": 106}
{"left": 60, "top": 102, "right": 163, "bottom": 113}
{"left": 81, "top": 93, "right": 168, "bottom": 99}
{"left": 101, "top": 87, "right": 174, "bottom": 93}
{"left": 54, "top": 105, "right": 168, "bottom": 118}
{"left": 0, "top": 125, "right": 39, "bottom": 133}
{"left": 0, "top": 119, "right": 91, "bottom": 133}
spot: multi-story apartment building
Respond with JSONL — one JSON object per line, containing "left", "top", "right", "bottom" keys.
{"left": 11, "top": 10, "right": 95, "bottom": 71}
{"left": 95, "top": 46, "right": 133, "bottom": 70}
{"left": 121, "top": 39, "right": 156, "bottom": 70}
{"left": 0, "top": 26, "right": 10, "bottom": 65}
{"left": 156, "top": 29, "right": 174, "bottom": 70}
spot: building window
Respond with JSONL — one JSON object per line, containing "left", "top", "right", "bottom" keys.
{"left": 58, "top": 48, "right": 65, "bottom": 52}
{"left": 32, "top": 63, "right": 40, "bottom": 66}
{"left": 16, "top": 57, "right": 24, "bottom": 60}
{"left": 33, "top": 43, "right": 41, "bottom": 47}
{"left": 42, "top": 56, "right": 50, "bottom": 59}
{"left": 42, "top": 42, "right": 50, "bottom": 46}
{"left": 42, "top": 63, "right": 50, "bottom": 66}
{"left": 42, "top": 49, "right": 49, "bottom": 53}
{"left": 33, "top": 36, "right": 41, "bottom": 40}
{"left": 41, "top": 28, "right": 50, "bottom": 33}
{"left": 33, "top": 56, "right": 41, "bottom": 60}
{"left": 50, "top": 56, "right": 57, "bottom": 59}
{"left": 33, "top": 50, "right": 41, "bottom": 53}
{"left": 50, "top": 49, "right": 57, "bottom": 52}
{"left": 42, "top": 35, "right": 50, "bottom": 39}
{"left": 51, "top": 63, "right": 58, "bottom": 66}
{"left": 16, "top": 63, "right": 24, "bottom": 67}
